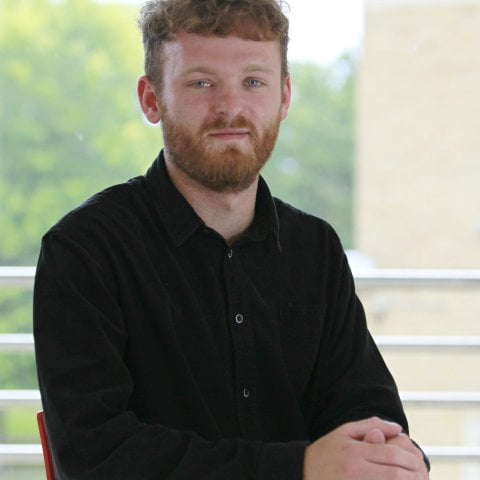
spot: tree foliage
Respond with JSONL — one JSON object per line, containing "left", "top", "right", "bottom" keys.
{"left": 265, "top": 56, "right": 355, "bottom": 247}
{"left": 1, "top": 0, "right": 355, "bottom": 268}
{"left": 0, "top": 0, "right": 355, "bottom": 342}
{"left": 0, "top": 0, "right": 160, "bottom": 266}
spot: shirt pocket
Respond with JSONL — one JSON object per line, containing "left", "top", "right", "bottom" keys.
{"left": 278, "top": 304, "right": 327, "bottom": 395}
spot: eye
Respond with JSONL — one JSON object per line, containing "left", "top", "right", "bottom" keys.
{"left": 189, "top": 80, "right": 212, "bottom": 88}
{"left": 246, "top": 78, "right": 264, "bottom": 88}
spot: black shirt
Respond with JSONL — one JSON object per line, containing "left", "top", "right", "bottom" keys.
{"left": 34, "top": 151, "right": 408, "bottom": 479}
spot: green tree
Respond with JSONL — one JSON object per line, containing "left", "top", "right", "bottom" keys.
{"left": 0, "top": 0, "right": 355, "bottom": 348}
{"left": 265, "top": 55, "right": 356, "bottom": 247}
{"left": 0, "top": 0, "right": 160, "bottom": 266}
{"left": 0, "top": 2, "right": 356, "bottom": 461}
{"left": 0, "top": 0, "right": 164, "bottom": 404}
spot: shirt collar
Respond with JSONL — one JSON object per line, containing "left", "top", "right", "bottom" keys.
{"left": 144, "top": 150, "right": 281, "bottom": 250}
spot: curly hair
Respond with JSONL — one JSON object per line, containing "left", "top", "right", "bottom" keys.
{"left": 138, "top": 0, "right": 290, "bottom": 89}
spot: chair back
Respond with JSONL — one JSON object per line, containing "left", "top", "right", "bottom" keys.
{"left": 36, "top": 411, "right": 56, "bottom": 480}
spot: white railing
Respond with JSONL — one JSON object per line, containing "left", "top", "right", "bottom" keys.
{"left": 353, "top": 268, "right": 480, "bottom": 288}
{"left": 1, "top": 267, "right": 480, "bottom": 467}
{"left": 2, "top": 266, "right": 480, "bottom": 289}
{"left": 0, "top": 266, "right": 36, "bottom": 288}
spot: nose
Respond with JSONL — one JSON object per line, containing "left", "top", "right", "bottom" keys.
{"left": 212, "top": 84, "right": 244, "bottom": 119}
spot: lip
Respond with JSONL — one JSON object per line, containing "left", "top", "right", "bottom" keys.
{"left": 207, "top": 129, "right": 250, "bottom": 140}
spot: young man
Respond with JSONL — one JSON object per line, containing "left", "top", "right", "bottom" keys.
{"left": 34, "top": 1, "right": 430, "bottom": 478}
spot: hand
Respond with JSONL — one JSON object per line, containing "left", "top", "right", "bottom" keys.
{"left": 363, "top": 427, "right": 429, "bottom": 479}
{"left": 303, "top": 417, "right": 427, "bottom": 480}
{"left": 386, "top": 433, "right": 430, "bottom": 479}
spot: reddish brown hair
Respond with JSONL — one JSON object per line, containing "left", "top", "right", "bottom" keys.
{"left": 138, "top": 0, "right": 290, "bottom": 88}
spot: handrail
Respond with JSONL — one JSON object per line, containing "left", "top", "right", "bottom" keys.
{"left": 424, "top": 446, "right": 480, "bottom": 461}
{"left": 375, "top": 335, "right": 480, "bottom": 351}
{"left": 0, "top": 390, "right": 41, "bottom": 407}
{"left": 0, "top": 266, "right": 36, "bottom": 288}
{"left": 0, "top": 444, "right": 43, "bottom": 465}
{"left": 0, "top": 333, "right": 35, "bottom": 352}
{"left": 2, "top": 267, "right": 480, "bottom": 289}
{"left": 0, "top": 444, "right": 479, "bottom": 465}
{"left": 400, "top": 391, "right": 480, "bottom": 407}
{"left": 3, "top": 334, "right": 480, "bottom": 353}
{"left": 2, "top": 389, "right": 480, "bottom": 408}
{"left": 353, "top": 268, "right": 480, "bottom": 288}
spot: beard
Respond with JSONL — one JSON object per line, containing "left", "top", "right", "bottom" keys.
{"left": 160, "top": 108, "right": 282, "bottom": 193}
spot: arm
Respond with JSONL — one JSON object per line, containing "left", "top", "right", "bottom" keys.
{"left": 34, "top": 232, "right": 307, "bottom": 479}
{"left": 307, "top": 251, "right": 408, "bottom": 436}
{"left": 303, "top": 239, "right": 429, "bottom": 477}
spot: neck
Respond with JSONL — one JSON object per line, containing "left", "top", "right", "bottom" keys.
{"left": 165, "top": 158, "right": 258, "bottom": 245}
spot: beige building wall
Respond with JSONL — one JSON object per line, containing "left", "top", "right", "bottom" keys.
{"left": 355, "top": 0, "right": 480, "bottom": 268}
{"left": 355, "top": 2, "right": 480, "bottom": 478}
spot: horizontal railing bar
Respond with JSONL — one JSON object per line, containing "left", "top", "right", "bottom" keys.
{"left": 0, "top": 334, "right": 35, "bottom": 352}
{"left": 2, "top": 267, "right": 480, "bottom": 289}
{"left": 0, "top": 444, "right": 43, "bottom": 466}
{"left": 354, "top": 268, "right": 480, "bottom": 288}
{"left": 424, "top": 446, "right": 480, "bottom": 461}
{"left": 400, "top": 391, "right": 480, "bottom": 407}
{"left": 375, "top": 335, "right": 480, "bottom": 351}
{"left": 0, "top": 390, "right": 41, "bottom": 407}
{"left": 3, "top": 334, "right": 480, "bottom": 353}
{"left": 0, "top": 266, "right": 36, "bottom": 288}
{"left": 2, "top": 389, "right": 480, "bottom": 408}
{"left": 1, "top": 444, "right": 479, "bottom": 466}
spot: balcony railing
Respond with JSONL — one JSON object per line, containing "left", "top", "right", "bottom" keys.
{"left": 1, "top": 266, "right": 480, "bottom": 468}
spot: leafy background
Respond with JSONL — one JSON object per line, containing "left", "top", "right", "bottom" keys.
{"left": 0, "top": 0, "right": 354, "bottom": 476}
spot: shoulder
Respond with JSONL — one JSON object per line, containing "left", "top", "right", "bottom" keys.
{"left": 273, "top": 197, "right": 344, "bottom": 253}
{"left": 43, "top": 175, "right": 150, "bottom": 244}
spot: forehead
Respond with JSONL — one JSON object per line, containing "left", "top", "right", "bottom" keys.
{"left": 162, "top": 31, "right": 282, "bottom": 74}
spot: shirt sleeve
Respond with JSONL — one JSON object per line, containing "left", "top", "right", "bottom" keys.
{"left": 304, "top": 229, "right": 430, "bottom": 471}
{"left": 307, "top": 236, "right": 409, "bottom": 438}
{"left": 34, "top": 231, "right": 308, "bottom": 480}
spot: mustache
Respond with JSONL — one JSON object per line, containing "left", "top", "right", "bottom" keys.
{"left": 202, "top": 116, "right": 256, "bottom": 133}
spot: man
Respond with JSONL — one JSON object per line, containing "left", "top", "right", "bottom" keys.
{"left": 34, "top": 0, "right": 430, "bottom": 478}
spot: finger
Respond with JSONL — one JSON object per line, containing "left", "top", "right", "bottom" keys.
{"left": 363, "top": 428, "right": 387, "bottom": 444}
{"left": 366, "top": 442, "right": 424, "bottom": 472}
{"left": 341, "top": 417, "right": 403, "bottom": 441}
{"left": 388, "top": 433, "right": 428, "bottom": 472}
{"left": 388, "top": 433, "right": 423, "bottom": 455}
{"left": 357, "top": 459, "right": 420, "bottom": 480}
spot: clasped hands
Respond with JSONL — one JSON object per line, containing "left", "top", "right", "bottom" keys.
{"left": 303, "top": 417, "right": 429, "bottom": 480}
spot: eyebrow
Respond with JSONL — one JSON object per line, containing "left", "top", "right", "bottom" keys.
{"left": 180, "top": 65, "right": 275, "bottom": 77}
{"left": 244, "top": 65, "right": 275, "bottom": 74}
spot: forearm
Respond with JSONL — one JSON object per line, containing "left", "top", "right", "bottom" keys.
{"left": 41, "top": 407, "right": 307, "bottom": 479}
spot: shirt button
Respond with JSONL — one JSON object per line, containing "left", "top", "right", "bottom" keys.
{"left": 227, "top": 249, "right": 233, "bottom": 258}
{"left": 242, "top": 387, "right": 250, "bottom": 399}
{"left": 235, "top": 313, "right": 244, "bottom": 324}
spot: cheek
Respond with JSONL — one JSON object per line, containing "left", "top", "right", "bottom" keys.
{"left": 172, "top": 91, "right": 211, "bottom": 119}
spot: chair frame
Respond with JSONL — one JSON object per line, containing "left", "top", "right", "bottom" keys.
{"left": 37, "top": 411, "right": 56, "bottom": 480}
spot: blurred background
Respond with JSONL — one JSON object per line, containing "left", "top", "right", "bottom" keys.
{"left": 0, "top": 0, "right": 479, "bottom": 478}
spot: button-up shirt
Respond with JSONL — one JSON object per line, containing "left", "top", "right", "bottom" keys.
{"left": 34, "top": 151, "right": 408, "bottom": 479}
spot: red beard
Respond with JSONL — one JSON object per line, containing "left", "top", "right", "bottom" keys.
{"left": 160, "top": 111, "right": 282, "bottom": 192}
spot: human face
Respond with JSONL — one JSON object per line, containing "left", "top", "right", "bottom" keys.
{"left": 144, "top": 32, "right": 291, "bottom": 192}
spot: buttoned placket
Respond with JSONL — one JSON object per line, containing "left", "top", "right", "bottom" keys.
{"left": 223, "top": 246, "right": 258, "bottom": 438}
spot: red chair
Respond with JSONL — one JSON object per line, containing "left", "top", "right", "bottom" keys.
{"left": 37, "top": 411, "right": 56, "bottom": 480}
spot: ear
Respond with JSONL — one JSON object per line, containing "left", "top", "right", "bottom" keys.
{"left": 137, "top": 75, "right": 162, "bottom": 124}
{"left": 280, "top": 73, "right": 292, "bottom": 121}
